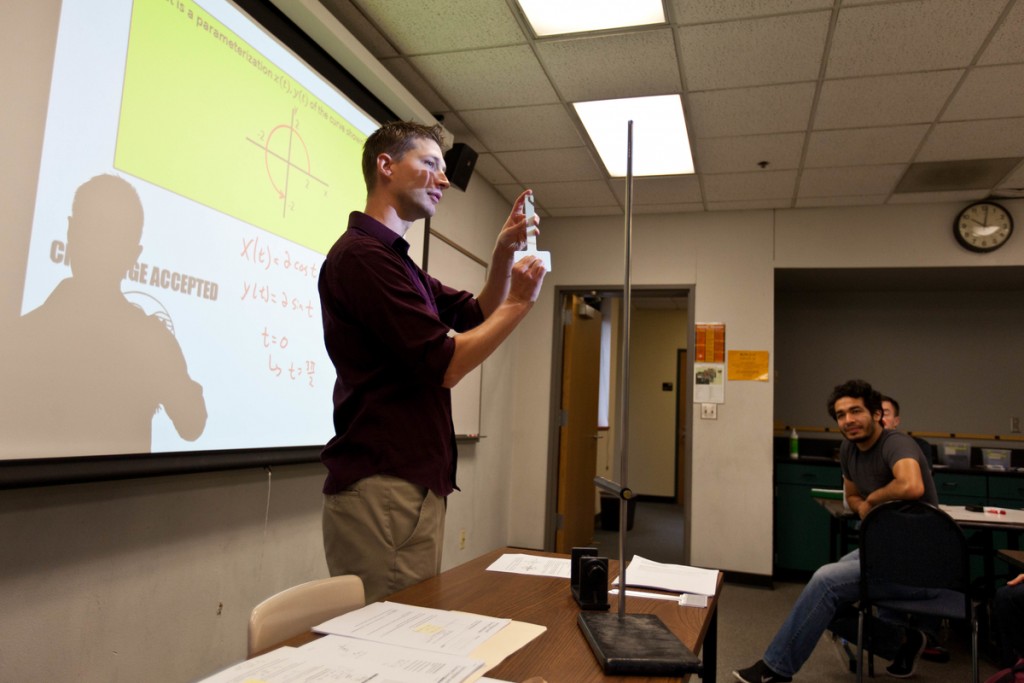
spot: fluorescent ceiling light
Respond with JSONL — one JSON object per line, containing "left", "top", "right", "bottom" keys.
{"left": 573, "top": 95, "right": 694, "bottom": 177}
{"left": 518, "top": 0, "right": 665, "bottom": 37}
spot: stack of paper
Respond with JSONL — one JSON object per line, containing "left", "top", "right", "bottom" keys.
{"left": 612, "top": 555, "right": 719, "bottom": 597}
{"left": 196, "top": 601, "right": 545, "bottom": 683}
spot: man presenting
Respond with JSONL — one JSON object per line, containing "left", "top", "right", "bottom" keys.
{"left": 317, "top": 121, "right": 546, "bottom": 603}
{"left": 734, "top": 379, "right": 938, "bottom": 682}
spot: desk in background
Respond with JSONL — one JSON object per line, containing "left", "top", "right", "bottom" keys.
{"left": 261, "top": 547, "right": 721, "bottom": 683}
{"left": 813, "top": 496, "right": 1024, "bottom": 596}
{"left": 998, "top": 548, "right": 1024, "bottom": 573}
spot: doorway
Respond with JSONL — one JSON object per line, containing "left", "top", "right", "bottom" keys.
{"left": 550, "top": 287, "right": 691, "bottom": 559}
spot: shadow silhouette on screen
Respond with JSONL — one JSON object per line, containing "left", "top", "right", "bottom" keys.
{"left": 3, "top": 174, "right": 207, "bottom": 458}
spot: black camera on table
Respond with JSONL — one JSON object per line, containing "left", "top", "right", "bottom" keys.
{"left": 571, "top": 547, "right": 609, "bottom": 610}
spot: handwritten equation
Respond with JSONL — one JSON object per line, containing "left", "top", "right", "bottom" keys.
{"left": 263, "top": 327, "right": 317, "bottom": 387}
{"left": 240, "top": 235, "right": 319, "bottom": 278}
{"left": 241, "top": 281, "right": 315, "bottom": 318}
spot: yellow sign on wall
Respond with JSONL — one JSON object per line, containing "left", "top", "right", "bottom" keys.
{"left": 727, "top": 350, "right": 769, "bottom": 381}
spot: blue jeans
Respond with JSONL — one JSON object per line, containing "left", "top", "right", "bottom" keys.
{"left": 763, "top": 550, "right": 934, "bottom": 677}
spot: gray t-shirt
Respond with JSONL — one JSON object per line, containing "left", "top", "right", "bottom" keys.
{"left": 839, "top": 429, "right": 938, "bottom": 505}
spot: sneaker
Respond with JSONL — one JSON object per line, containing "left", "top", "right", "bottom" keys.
{"left": 920, "top": 638, "right": 950, "bottom": 663}
{"left": 733, "top": 660, "right": 793, "bottom": 683}
{"left": 886, "top": 629, "right": 926, "bottom": 678}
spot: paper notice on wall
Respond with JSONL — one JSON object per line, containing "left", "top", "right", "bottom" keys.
{"left": 694, "top": 362, "right": 724, "bottom": 403}
{"left": 727, "top": 350, "right": 769, "bottom": 381}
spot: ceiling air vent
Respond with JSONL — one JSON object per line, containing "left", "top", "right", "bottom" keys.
{"left": 894, "top": 157, "right": 1022, "bottom": 193}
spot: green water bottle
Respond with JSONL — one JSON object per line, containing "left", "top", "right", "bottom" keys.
{"left": 789, "top": 428, "right": 799, "bottom": 460}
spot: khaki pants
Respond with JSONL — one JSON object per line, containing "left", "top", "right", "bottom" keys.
{"left": 323, "top": 474, "right": 445, "bottom": 603}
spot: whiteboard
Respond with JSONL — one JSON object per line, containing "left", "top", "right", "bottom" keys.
{"left": 426, "top": 232, "right": 485, "bottom": 438}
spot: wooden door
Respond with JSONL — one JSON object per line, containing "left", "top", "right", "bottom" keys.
{"left": 555, "top": 294, "right": 602, "bottom": 553}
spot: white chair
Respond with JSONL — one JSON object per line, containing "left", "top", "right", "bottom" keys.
{"left": 248, "top": 574, "right": 365, "bottom": 656}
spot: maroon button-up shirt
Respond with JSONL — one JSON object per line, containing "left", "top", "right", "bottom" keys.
{"left": 318, "top": 212, "right": 484, "bottom": 496}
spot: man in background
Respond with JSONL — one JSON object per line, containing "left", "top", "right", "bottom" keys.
{"left": 318, "top": 121, "right": 546, "bottom": 602}
{"left": 881, "top": 395, "right": 934, "bottom": 466}
{"left": 734, "top": 380, "right": 937, "bottom": 683}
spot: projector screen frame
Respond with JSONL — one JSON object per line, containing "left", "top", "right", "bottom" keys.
{"left": 1, "top": 0, "right": 402, "bottom": 489}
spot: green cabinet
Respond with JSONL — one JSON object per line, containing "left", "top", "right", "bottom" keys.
{"left": 988, "top": 476, "right": 1024, "bottom": 505}
{"left": 933, "top": 471, "right": 987, "bottom": 505}
{"left": 774, "top": 462, "right": 843, "bottom": 576}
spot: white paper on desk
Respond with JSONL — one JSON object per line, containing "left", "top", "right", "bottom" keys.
{"left": 194, "top": 646, "right": 440, "bottom": 683}
{"left": 486, "top": 553, "right": 571, "bottom": 578}
{"left": 314, "top": 602, "right": 510, "bottom": 657}
{"left": 300, "top": 634, "right": 484, "bottom": 683}
{"left": 612, "top": 555, "right": 719, "bottom": 597}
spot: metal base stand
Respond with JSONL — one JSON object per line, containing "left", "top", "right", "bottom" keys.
{"left": 578, "top": 612, "right": 702, "bottom": 676}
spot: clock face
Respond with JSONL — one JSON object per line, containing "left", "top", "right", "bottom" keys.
{"left": 954, "top": 202, "right": 1013, "bottom": 253}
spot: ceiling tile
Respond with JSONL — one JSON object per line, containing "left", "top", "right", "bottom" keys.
{"left": 459, "top": 105, "right": 584, "bottom": 152}
{"left": 703, "top": 170, "right": 798, "bottom": 201}
{"left": 917, "top": 118, "right": 1024, "bottom": 161}
{"left": 473, "top": 153, "right": 516, "bottom": 186}
{"left": 379, "top": 57, "right": 448, "bottom": 111}
{"left": 319, "top": 0, "right": 398, "bottom": 58}
{"left": 670, "top": 0, "right": 832, "bottom": 25}
{"left": 312, "top": 0, "right": 1020, "bottom": 220}
{"left": 435, "top": 111, "right": 483, "bottom": 149}
{"left": 610, "top": 175, "right": 703, "bottom": 204}
{"left": 635, "top": 202, "right": 706, "bottom": 214}
{"left": 942, "top": 64, "right": 1024, "bottom": 121}
{"left": 827, "top": 0, "right": 1006, "bottom": 78}
{"left": 547, "top": 206, "right": 623, "bottom": 217}
{"left": 804, "top": 125, "right": 929, "bottom": 168}
{"left": 798, "top": 164, "right": 906, "bottom": 197}
{"left": 678, "top": 12, "right": 829, "bottom": 90}
{"left": 707, "top": 198, "right": 792, "bottom": 211}
{"left": 516, "top": 180, "right": 619, "bottom": 209}
{"left": 695, "top": 133, "right": 805, "bottom": 173}
{"left": 353, "top": 0, "right": 525, "bottom": 54}
{"left": 888, "top": 190, "right": 990, "bottom": 204}
{"left": 536, "top": 29, "right": 681, "bottom": 103}
{"left": 996, "top": 161, "right": 1024, "bottom": 190}
{"left": 495, "top": 148, "right": 604, "bottom": 183}
{"left": 814, "top": 71, "right": 962, "bottom": 129}
{"left": 979, "top": 0, "right": 1024, "bottom": 65}
{"left": 795, "top": 195, "right": 888, "bottom": 208}
{"left": 688, "top": 83, "right": 816, "bottom": 137}
{"left": 410, "top": 47, "right": 559, "bottom": 109}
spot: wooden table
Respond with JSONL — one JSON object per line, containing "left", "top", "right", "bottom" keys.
{"left": 265, "top": 547, "right": 721, "bottom": 682}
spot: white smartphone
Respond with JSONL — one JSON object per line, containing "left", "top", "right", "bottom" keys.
{"left": 523, "top": 193, "right": 535, "bottom": 224}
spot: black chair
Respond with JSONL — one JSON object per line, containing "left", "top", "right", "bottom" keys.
{"left": 856, "top": 500, "right": 978, "bottom": 683}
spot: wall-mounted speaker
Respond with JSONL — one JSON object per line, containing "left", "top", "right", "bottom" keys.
{"left": 444, "top": 142, "right": 478, "bottom": 192}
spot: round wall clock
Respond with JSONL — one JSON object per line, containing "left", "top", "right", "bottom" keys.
{"left": 954, "top": 201, "right": 1013, "bottom": 253}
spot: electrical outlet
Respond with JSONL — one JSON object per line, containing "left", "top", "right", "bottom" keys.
{"left": 1012, "top": 417, "right": 1021, "bottom": 434}
{"left": 700, "top": 403, "right": 717, "bottom": 420}
{"left": 459, "top": 529, "right": 466, "bottom": 550}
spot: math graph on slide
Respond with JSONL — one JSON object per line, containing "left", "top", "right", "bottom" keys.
{"left": 248, "top": 109, "right": 330, "bottom": 221}
{"left": 114, "top": 0, "right": 366, "bottom": 254}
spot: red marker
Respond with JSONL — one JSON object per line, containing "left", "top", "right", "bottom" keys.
{"left": 983, "top": 506, "right": 1007, "bottom": 515}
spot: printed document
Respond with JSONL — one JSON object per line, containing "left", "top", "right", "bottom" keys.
{"left": 612, "top": 555, "right": 719, "bottom": 597}
{"left": 195, "top": 645, "right": 479, "bottom": 683}
{"left": 314, "top": 602, "right": 510, "bottom": 657}
{"left": 485, "top": 553, "right": 572, "bottom": 578}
